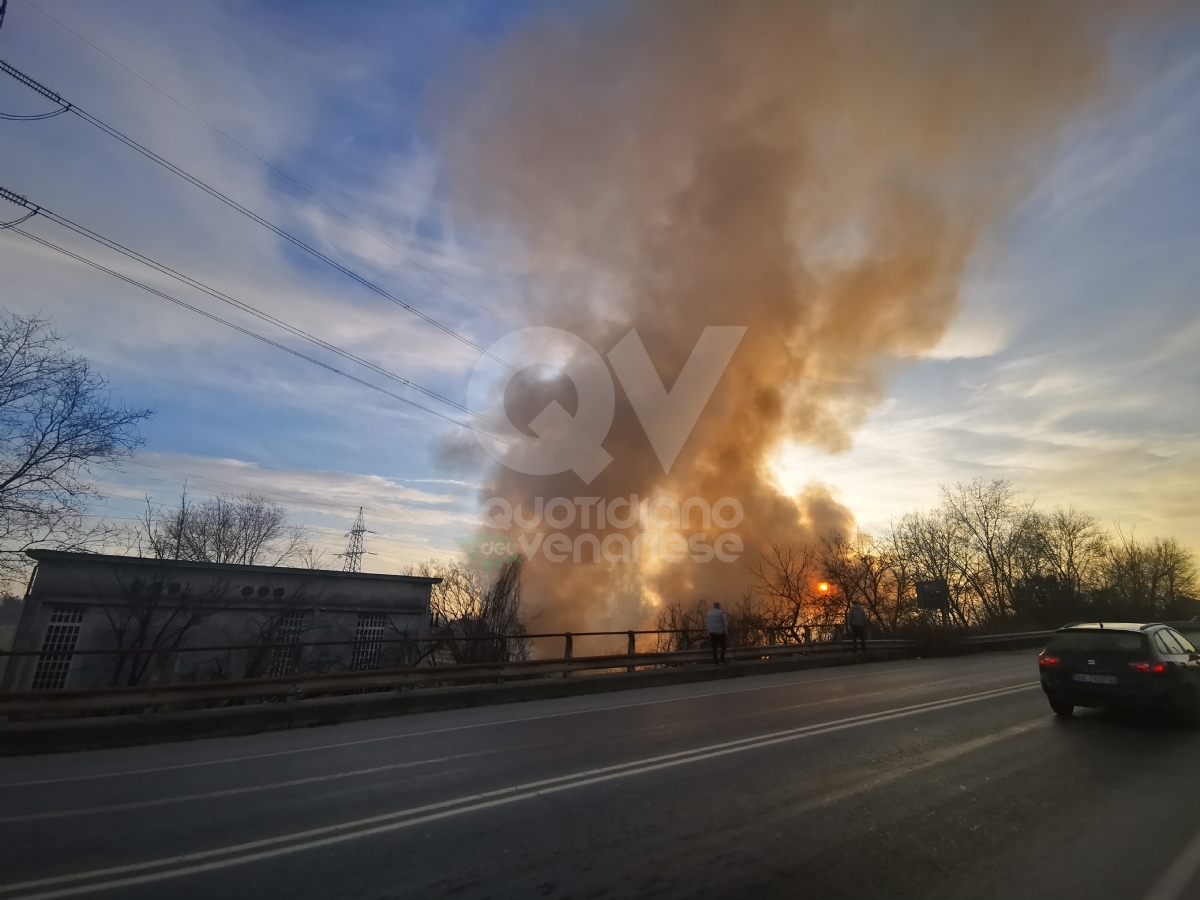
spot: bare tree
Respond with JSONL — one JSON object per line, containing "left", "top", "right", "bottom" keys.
{"left": 406, "top": 558, "right": 529, "bottom": 664}
{"left": 95, "top": 564, "right": 232, "bottom": 687}
{"left": 654, "top": 597, "right": 706, "bottom": 652}
{"left": 894, "top": 508, "right": 974, "bottom": 627}
{"left": 940, "top": 479, "right": 1038, "bottom": 623}
{"left": 0, "top": 311, "right": 151, "bottom": 589}
{"left": 745, "top": 541, "right": 825, "bottom": 641}
{"left": 820, "top": 532, "right": 915, "bottom": 634}
{"left": 877, "top": 521, "right": 920, "bottom": 629}
{"left": 877, "top": 489, "right": 1197, "bottom": 629}
{"left": 129, "top": 491, "right": 313, "bottom": 566}
{"left": 1028, "top": 507, "right": 1107, "bottom": 590}
{"left": 655, "top": 590, "right": 793, "bottom": 652}
{"left": 1102, "top": 529, "right": 1198, "bottom": 620}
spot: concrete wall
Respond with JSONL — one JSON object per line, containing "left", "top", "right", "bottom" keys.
{"left": 3, "top": 552, "right": 437, "bottom": 691}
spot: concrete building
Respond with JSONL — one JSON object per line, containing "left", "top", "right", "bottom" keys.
{"left": 1, "top": 550, "right": 440, "bottom": 691}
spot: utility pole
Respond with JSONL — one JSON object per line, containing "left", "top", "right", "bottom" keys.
{"left": 340, "top": 508, "right": 368, "bottom": 573}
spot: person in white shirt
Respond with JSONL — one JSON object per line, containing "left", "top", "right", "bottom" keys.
{"left": 706, "top": 602, "right": 729, "bottom": 665}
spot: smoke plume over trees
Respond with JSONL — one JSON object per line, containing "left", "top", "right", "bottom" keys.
{"left": 440, "top": 1, "right": 1165, "bottom": 630}
{"left": 405, "top": 558, "right": 530, "bottom": 663}
{"left": 659, "top": 479, "right": 1198, "bottom": 641}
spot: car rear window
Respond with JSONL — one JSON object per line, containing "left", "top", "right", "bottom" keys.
{"left": 1169, "top": 628, "right": 1199, "bottom": 653}
{"left": 1047, "top": 631, "right": 1148, "bottom": 654}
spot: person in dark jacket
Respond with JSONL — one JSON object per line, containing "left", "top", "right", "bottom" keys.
{"left": 706, "top": 602, "right": 729, "bottom": 665}
{"left": 847, "top": 600, "right": 868, "bottom": 653}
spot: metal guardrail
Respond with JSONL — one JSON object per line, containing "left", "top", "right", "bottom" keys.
{"left": 0, "top": 629, "right": 1056, "bottom": 719}
{"left": 0, "top": 625, "right": 848, "bottom": 660}
{"left": 0, "top": 639, "right": 920, "bottom": 717}
{"left": 960, "top": 630, "right": 1056, "bottom": 645}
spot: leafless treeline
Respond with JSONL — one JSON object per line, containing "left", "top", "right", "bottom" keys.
{"left": 659, "top": 480, "right": 1198, "bottom": 644}
{"left": 404, "top": 558, "right": 530, "bottom": 664}
{"left": 0, "top": 311, "right": 150, "bottom": 591}
{"left": 127, "top": 491, "right": 317, "bottom": 567}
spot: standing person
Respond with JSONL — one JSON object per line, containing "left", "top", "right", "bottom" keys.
{"left": 706, "top": 602, "right": 729, "bottom": 665}
{"left": 847, "top": 600, "right": 868, "bottom": 653}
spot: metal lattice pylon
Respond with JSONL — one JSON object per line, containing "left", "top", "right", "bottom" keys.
{"left": 341, "top": 508, "right": 367, "bottom": 573}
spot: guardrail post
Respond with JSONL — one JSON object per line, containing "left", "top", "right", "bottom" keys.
{"left": 563, "top": 632, "right": 573, "bottom": 678}
{"left": 681, "top": 630, "right": 690, "bottom": 651}
{"left": 627, "top": 631, "right": 636, "bottom": 672}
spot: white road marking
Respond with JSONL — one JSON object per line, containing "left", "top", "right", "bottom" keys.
{"left": 0, "top": 681, "right": 1038, "bottom": 900}
{"left": 2, "top": 658, "right": 1008, "bottom": 787}
{"left": 1142, "top": 819, "right": 1200, "bottom": 900}
{"left": 782, "top": 718, "right": 1046, "bottom": 816}
{"left": 762, "top": 669, "right": 1026, "bottom": 717}
{"left": 0, "top": 668, "right": 1022, "bottom": 822}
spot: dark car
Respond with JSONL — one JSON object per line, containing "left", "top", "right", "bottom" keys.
{"left": 1039, "top": 623, "right": 1200, "bottom": 721}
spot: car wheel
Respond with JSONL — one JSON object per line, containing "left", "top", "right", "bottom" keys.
{"left": 1048, "top": 697, "right": 1074, "bottom": 718}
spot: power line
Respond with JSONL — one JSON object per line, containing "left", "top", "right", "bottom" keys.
{"left": 88, "top": 481, "right": 472, "bottom": 541}
{"left": 75, "top": 511, "right": 457, "bottom": 558}
{"left": 0, "top": 208, "right": 35, "bottom": 228}
{"left": 111, "top": 458, "right": 469, "bottom": 514}
{"left": 4, "top": 222, "right": 477, "bottom": 431}
{"left": 97, "top": 462, "right": 371, "bottom": 515}
{"left": 91, "top": 471, "right": 472, "bottom": 543}
{"left": 0, "top": 107, "right": 68, "bottom": 120}
{"left": 0, "top": 186, "right": 500, "bottom": 427}
{"left": 17, "top": 0, "right": 518, "bottom": 331}
{"left": 0, "top": 57, "right": 517, "bottom": 370}
{"left": 77, "top": 512, "right": 144, "bottom": 523}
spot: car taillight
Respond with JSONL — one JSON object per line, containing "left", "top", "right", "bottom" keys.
{"left": 1129, "top": 661, "right": 1170, "bottom": 673}
{"left": 1039, "top": 655, "right": 1060, "bottom": 667}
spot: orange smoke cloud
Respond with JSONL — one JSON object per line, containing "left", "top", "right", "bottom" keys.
{"left": 435, "top": 0, "right": 1151, "bottom": 630}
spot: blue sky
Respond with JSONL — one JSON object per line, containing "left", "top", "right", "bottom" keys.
{"left": 1, "top": 1, "right": 1198, "bottom": 570}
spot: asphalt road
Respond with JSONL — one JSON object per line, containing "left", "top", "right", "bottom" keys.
{"left": 4, "top": 651, "right": 1200, "bottom": 900}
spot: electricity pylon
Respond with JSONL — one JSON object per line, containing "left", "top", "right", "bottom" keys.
{"left": 340, "top": 508, "right": 368, "bottom": 573}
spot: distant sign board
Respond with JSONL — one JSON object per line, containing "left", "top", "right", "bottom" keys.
{"left": 916, "top": 578, "right": 950, "bottom": 611}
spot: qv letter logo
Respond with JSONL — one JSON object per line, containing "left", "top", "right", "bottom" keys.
{"left": 468, "top": 327, "right": 746, "bottom": 483}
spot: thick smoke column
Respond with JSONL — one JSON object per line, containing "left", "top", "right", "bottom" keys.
{"left": 439, "top": 1, "right": 1136, "bottom": 630}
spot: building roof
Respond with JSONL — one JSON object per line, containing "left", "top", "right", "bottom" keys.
{"left": 25, "top": 549, "right": 442, "bottom": 584}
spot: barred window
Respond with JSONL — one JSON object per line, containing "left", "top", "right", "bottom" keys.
{"left": 265, "top": 611, "right": 307, "bottom": 678}
{"left": 351, "top": 612, "right": 388, "bottom": 671}
{"left": 30, "top": 606, "right": 85, "bottom": 691}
